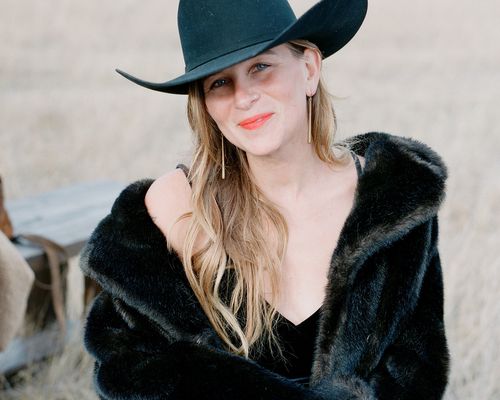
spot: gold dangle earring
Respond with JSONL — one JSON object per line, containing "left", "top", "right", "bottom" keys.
{"left": 221, "top": 133, "right": 226, "bottom": 180}
{"left": 307, "top": 95, "right": 312, "bottom": 144}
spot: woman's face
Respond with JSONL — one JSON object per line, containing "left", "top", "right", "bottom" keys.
{"left": 203, "top": 43, "right": 320, "bottom": 158}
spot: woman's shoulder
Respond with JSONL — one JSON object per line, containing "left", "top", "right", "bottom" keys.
{"left": 144, "top": 167, "right": 193, "bottom": 252}
{"left": 145, "top": 168, "right": 192, "bottom": 222}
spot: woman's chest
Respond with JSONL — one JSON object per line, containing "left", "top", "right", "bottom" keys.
{"left": 264, "top": 190, "right": 356, "bottom": 325}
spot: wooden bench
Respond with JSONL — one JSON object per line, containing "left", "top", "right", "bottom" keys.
{"left": 0, "top": 179, "right": 125, "bottom": 375}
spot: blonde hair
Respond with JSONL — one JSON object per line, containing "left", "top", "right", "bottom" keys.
{"left": 173, "top": 39, "right": 352, "bottom": 359}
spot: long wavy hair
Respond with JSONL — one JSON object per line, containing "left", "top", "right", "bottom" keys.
{"left": 170, "top": 40, "right": 352, "bottom": 359}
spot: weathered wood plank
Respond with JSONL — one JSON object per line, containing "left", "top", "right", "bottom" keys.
{"left": 5, "top": 180, "right": 125, "bottom": 268}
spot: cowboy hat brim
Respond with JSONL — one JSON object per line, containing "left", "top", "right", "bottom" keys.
{"left": 116, "top": 0, "right": 368, "bottom": 95}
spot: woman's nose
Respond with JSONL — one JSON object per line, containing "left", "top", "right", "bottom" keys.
{"left": 233, "top": 80, "right": 259, "bottom": 110}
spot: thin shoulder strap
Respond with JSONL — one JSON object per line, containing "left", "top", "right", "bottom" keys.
{"left": 350, "top": 150, "right": 363, "bottom": 177}
{"left": 176, "top": 163, "right": 192, "bottom": 187}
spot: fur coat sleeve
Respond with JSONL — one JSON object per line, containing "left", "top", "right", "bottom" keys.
{"left": 80, "top": 132, "right": 450, "bottom": 400}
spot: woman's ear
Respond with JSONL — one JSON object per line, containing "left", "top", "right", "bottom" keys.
{"left": 303, "top": 48, "right": 322, "bottom": 96}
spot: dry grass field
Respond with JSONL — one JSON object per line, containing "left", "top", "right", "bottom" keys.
{"left": 1, "top": 0, "right": 499, "bottom": 398}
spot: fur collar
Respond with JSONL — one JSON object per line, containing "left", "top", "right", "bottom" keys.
{"left": 81, "top": 131, "right": 448, "bottom": 395}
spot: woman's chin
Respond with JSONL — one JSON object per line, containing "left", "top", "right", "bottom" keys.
{"left": 242, "top": 143, "right": 282, "bottom": 158}
{"left": 231, "top": 130, "right": 285, "bottom": 158}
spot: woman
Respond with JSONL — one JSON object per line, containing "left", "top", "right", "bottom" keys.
{"left": 81, "top": 0, "right": 450, "bottom": 399}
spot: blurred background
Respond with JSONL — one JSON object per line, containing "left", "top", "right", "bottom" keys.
{"left": 1, "top": 0, "right": 499, "bottom": 398}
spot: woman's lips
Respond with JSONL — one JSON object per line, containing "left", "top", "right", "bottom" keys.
{"left": 238, "top": 113, "right": 274, "bottom": 130}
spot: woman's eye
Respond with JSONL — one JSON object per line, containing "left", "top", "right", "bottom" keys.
{"left": 253, "top": 63, "right": 270, "bottom": 72}
{"left": 210, "top": 78, "right": 228, "bottom": 90}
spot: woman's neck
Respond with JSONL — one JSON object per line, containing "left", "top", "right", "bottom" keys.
{"left": 246, "top": 142, "right": 336, "bottom": 209}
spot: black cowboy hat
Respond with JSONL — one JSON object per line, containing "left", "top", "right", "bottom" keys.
{"left": 116, "top": 0, "right": 368, "bottom": 95}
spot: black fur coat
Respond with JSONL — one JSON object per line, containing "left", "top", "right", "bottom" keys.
{"left": 80, "top": 132, "right": 450, "bottom": 399}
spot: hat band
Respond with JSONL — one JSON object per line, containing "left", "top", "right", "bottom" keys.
{"left": 185, "top": 30, "right": 287, "bottom": 72}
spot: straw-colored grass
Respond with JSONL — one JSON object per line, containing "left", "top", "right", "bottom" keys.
{"left": 1, "top": 0, "right": 498, "bottom": 398}
{"left": 1, "top": 331, "right": 96, "bottom": 400}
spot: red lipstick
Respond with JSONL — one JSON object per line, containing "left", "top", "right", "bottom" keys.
{"left": 238, "top": 113, "right": 273, "bottom": 130}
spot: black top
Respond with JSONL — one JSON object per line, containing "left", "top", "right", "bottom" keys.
{"left": 252, "top": 307, "right": 322, "bottom": 386}
{"left": 175, "top": 151, "right": 363, "bottom": 386}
